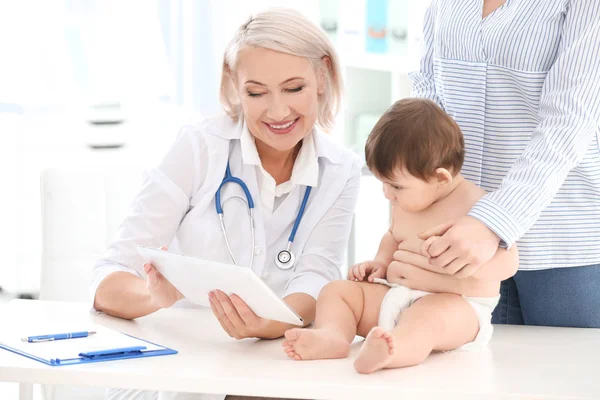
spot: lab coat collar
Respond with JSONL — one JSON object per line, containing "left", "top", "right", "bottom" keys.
{"left": 240, "top": 122, "right": 319, "bottom": 188}
{"left": 203, "top": 114, "right": 345, "bottom": 166}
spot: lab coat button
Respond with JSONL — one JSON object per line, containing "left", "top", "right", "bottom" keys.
{"left": 254, "top": 246, "right": 261, "bottom": 255}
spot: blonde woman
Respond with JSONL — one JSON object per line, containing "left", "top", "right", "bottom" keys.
{"left": 93, "top": 8, "right": 361, "bottom": 400}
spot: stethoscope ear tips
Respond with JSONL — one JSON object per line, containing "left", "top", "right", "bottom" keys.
{"left": 275, "top": 249, "right": 295, "bottom": 270}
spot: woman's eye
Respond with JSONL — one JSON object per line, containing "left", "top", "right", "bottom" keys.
{"left": 247, "top": 92, "right": 264, "bottom": 98}
{"left": 284, "top": 86, "right": 304, "bottom": 93}
{"left": 392, "top": 185, "right": 401, "bottom": 190}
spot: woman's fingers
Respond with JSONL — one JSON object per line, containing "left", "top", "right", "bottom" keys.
{"left": 420, "top": 236, "right": 439, "bottom": 257}
{"left": 418, "top": 221, "right": 454, "bottom": 240}
{"left": 429, "top": 245, "right": 462, "bottom": 270}
{"left": 214, "top": 290, "right": 246, "bottom": 333}
{"left": 230, "top": 294, "right": 260, "bottom": 326}
{"left": 443, "top": 257, "right": 469, "bottom": 275}
{"left": 454, "top": 263, "right": 477, "bottom": 279}
{"left": 209, "top": 292, "right": 238, "bottom": 338}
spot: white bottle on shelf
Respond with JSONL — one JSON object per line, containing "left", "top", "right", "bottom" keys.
{"left": 337, "top": 0, "right": 366, "bottom": 59}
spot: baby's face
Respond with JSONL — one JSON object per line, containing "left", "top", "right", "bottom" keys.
{"left": 377, "top": 168, "right": 440, "bottom": 213}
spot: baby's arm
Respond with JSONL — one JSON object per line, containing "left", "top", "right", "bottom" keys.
{"left": 374, "top": 230, "right": 399, "bottom": 266}
{"left": 348, "top": 229, "right": 398, "bottom": 281}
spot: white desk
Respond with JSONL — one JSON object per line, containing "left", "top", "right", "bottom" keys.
{"left": 1, "top": 300, "right": 599, "bottom": 400}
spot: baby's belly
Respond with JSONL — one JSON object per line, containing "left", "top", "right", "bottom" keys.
{"left": 390, "top": 263, "right": 500, "bottom": 298}
{"left": 451, "top": 278, "right": 500, "bottom": 298}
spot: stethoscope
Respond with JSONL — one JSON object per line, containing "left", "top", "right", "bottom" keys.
{"left": 215, "top": 162, "right": 312, "bottom": 270}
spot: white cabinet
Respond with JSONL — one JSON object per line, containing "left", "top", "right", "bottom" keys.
{"left": 4, "top": 106, "right": 181, "bottom": 294}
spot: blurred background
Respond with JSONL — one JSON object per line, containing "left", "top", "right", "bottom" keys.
{"left": 0, "top": 0, "right": 427, "bottom": 302}
{"left": 1, "top": 0, "right": 428, "bottom": 397}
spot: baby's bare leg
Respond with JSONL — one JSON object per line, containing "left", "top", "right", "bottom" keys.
{"left": 354, "top": 293, "right": 478, "bottom": 373}
{"left": 282, "top": 280, "right": 389, "bottom": 361}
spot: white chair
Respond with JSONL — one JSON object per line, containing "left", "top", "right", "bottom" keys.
{"left": 40, "top": 166, "right": 145, "bottom": 400}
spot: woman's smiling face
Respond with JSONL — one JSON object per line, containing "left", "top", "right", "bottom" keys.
{"left": 234, "top": 46, "right": 323, "bottom": 152}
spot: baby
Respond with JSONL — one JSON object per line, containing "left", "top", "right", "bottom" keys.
{"left": 282, "top": 98, "right": 518, "bottom": 373}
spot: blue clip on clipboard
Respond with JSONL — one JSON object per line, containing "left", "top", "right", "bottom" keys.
{"left": 0, "top": 333, "right": 177, "bottom": 367}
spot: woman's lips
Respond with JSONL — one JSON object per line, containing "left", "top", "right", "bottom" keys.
{"left": 264, "top": 117, "right": 299, "bottom": 135}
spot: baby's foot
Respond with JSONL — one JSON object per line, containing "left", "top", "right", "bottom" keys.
{"left": 354, "top": 326, "right": 395, "bottom": 374}
{"left": 282, "top": 328, "right": 350, "bottom": 361}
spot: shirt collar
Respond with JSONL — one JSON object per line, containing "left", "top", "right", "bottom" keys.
{"left": 240, "top": 124, "right": 262, "bottom": 166}
{"left": 240, "top": 123, "right": 319, "bottom": 188}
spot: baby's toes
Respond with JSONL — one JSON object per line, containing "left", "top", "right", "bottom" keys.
{"left": 383, "top": 333, "right": 394, "bottom": 344}
{"left": 387, "top": 338, "right": 396, "bottom": 354}
{"left": 371, "top": 327, "right": 385, "bottom": 339}
{"left": 284, "top": 348, "right": 296, "bottom": 358}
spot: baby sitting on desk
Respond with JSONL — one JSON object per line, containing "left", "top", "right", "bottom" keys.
{"left": 282, "top": 98, "right": 519, "bottom": 373}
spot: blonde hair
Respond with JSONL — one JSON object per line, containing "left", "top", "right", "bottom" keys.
{"left": 220, "top": 8, "right": 343, "bottom": 131}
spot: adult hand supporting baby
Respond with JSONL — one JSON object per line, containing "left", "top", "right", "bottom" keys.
{"left": 418, "top": 216, "right": 500, "bottom": 278}
{"left": 394, "top": 239, "right": 445, "bottom": 275}
{"left": 391, "top": 244, "right": 459, "bottom": 293}
{"left": 393, "top": 239, "right": 486, "bottom": 294}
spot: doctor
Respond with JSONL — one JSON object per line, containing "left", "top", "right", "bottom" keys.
{"left": 92, "top": 8, "right": 360, "bottom": 398}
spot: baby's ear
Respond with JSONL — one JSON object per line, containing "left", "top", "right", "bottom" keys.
{"left": 435, "top": 168, "right": 453, "bottom": 186}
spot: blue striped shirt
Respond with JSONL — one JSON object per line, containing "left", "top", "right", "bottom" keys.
{"left": 410, "top": 0, "right": 600, "bottom": 269}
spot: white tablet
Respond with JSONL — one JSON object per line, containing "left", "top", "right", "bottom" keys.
{"left": 137, "top": 246, "right": 304, "bottom": 326}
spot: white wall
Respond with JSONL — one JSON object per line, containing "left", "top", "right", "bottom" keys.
{"left": 0, "top": 112, "right": 19, "bottom": 291}
{"left": 0, "top": 0, "right": 419, "bottom": 293}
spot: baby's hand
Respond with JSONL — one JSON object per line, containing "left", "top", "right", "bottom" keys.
{"left": 420, "top": 236, "right": 441, "bottom": 257}
{"left": 347, "top": 260, "right": 388, "bottom": 282}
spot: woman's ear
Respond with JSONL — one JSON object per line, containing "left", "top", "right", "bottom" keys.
{"left": 226, "top": 65, "right": 237, "bottom": 87}
{"left": 318, "top": 56, "right": 332, "bottom": 95}
{"left": 435, "top": 168, "right": 453, "bottom": 186}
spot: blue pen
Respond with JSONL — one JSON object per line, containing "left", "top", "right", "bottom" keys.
{"left": 21, "top": 331, "right": 97, "bottom": 343}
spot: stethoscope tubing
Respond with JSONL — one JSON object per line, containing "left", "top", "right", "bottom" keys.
{"left": 215, "top": 162, "right": 311, "bottom": 270}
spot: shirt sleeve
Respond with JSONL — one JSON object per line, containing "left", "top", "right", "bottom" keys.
{"left": 468, "top": 0, "right": 600, "bottom": 248}
{"left": 283, "top": 159, "right": 363, "bottom": 300}
{"left": 90, "top": 127, "right": 202, "bottom": 302}
{"left": 408, "top": 0, "right": 444, "bottom": 109}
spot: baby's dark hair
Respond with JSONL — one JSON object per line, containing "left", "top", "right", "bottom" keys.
{"left": 365, "top": 98, "right": 465, "bottom": 181}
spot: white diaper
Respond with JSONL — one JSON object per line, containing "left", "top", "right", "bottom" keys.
{"left": 373, "top": 278, "right": 500, "bottom": 351}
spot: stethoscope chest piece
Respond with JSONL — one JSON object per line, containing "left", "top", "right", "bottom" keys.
{"left": 217, "top": 161, "right": 312, "bottom": 271}
{"left": 275, "top": 249, "right": 295, "bottom": 270}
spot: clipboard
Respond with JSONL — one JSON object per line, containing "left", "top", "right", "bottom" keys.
{"left": 0, "top": 325, "right": 177, "bottom": 367}
{"left": 138, "top": 246, "right": 304, "bottom": 326}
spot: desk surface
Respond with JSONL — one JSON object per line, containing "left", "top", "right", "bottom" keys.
{"left": 0, "top": 300, "right": 598, "bottom": 400}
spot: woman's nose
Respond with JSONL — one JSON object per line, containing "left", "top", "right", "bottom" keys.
{"left": 266, "top": 96, "right": 291, "bottom": 121}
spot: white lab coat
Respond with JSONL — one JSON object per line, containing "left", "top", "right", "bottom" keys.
{"left": 95, "top": 115, "right": 362, "bottom": 400}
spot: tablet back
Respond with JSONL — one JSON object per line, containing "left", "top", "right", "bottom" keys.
{"left": 137, "top": 246, "right": 303, "bottom": 326}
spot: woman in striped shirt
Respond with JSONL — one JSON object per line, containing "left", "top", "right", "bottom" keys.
{"left": 406, "top": 0, "right": 600, "bottom": 327}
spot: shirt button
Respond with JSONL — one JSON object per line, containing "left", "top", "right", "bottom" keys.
{"left": 254, "top": 246, "right": 262, "bottom": 255}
